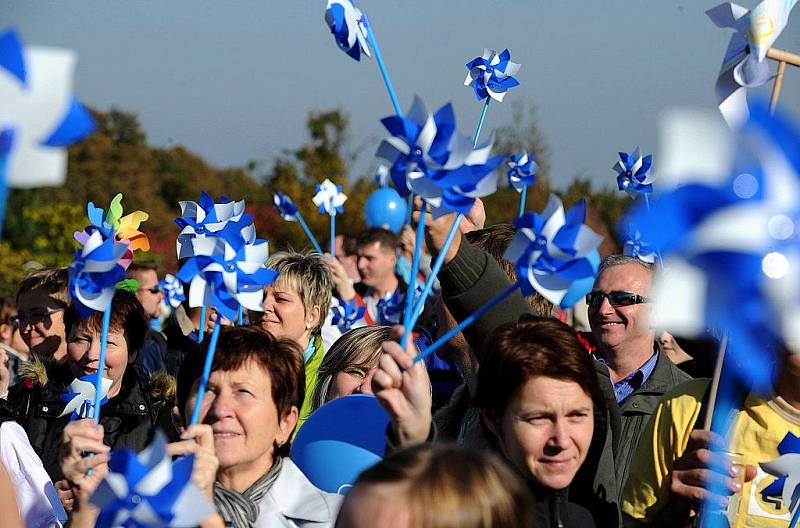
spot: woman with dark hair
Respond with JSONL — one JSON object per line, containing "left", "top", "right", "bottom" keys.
{"left": 336, "top": 443, "right": 535, "bottom": 528}
{"left": 372, "top": 317, "right": 607, "bottom": 527}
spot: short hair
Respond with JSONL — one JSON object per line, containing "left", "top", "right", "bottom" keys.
{"left": 265, "top": 251, "right": 333, "bottom": 336}
{"left": 0, "top": 297, "right": 16, "bottom": 326}
{"left": 176, "top": 327, "right": 304, "bottom": 455}
{"left": 15, "top": 268, "right": 69, "bottom": 307}
{"left": 339, "top": 234, "right": 359, "bottom": 257}
{"left": 466, "top": 225, "right": 553, "bottom": 317}
{"left": 475, "top": 316, "right": 605, "bottom": 420}
{"left": 346, "top": 443, "right": 535, "bottom": 528}
{"left": 126, "top": 262, "right": 158, "bottom": 278}
{"left": 598, "top": 254, "right": 653, "bottom": 276}
{"left": 357, "top": 227, "right": 398, "bottom": 253}
{"left": 310, "top": 325, "right": 391, "bottom": 413}
{"left": 64, "top": 290, "right": 149, "bottom": 360}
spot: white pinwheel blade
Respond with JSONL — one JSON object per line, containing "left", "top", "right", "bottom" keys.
{"left": 236, "top": 290, "right": 265, "bottom": 312}
{"left": 651, "top": 259, "right": 708, "bottom": 335}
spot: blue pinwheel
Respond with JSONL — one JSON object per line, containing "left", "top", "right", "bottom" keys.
{"left": 375, "top": 95, "right": 506, "bottom": 218}
{"left": 273, "top": 192, "right": 298, "bottom": 221}
{"left": 464, "top": 49, "right": 521, "bottom": 103}
{"left": 622, "top": 225, "right": 658, "bottom": 265}
{"left": 159, "top": 273, "right": 186, "bottom": 310}
{"left": 89, "top": 431, "right": 215, "bottom": 528}
{"left": 504, "top": 196, "right": 603, "bottom": 308}
{"left": 176, "top": 237, "right": 278, "bottom": 322}
{"left": 761, "top": 433, "right": 800, "bottom": 517}
{"left": 175, "top": 192, "right": 251, "bottom": 259}
{"left": 613, "top": 147, "right": 656, "bottom": 198}
{"left": 331, "top": 299, "right": 366, "bottom": 333}
{"left": 68, "top": 230, "right": 129, "bottom": 319}
{"left": 0, "top": 29, "right": 96, "bottom": 234}
{"left": 507, "top": 151, "right": 538, "bottom": 191}
{"left": 59, "top": 374, "right": 112, "bottom": 420}
{"left": 325, "top": 0, "right": 370, "bottom": 62}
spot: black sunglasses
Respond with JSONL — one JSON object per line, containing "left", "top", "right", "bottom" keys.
{"left": 585, "top": 291, "right": 652, "bottom": 308}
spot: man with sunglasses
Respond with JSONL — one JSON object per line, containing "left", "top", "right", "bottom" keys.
{"left": 587, "top": 255, "right": 691, "bottom": 495}
{"left": 127, "top": 262, "right": 167, "bottom": 375}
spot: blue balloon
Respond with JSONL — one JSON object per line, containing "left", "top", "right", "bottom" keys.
{"left": 561, "top": 249, "right": 600, "bottom": 308}
{"left": 364, "top": 188, "right": 407, "bottom": 233}
{"left": 291, "top": 395, "right": 389, "bottom": 494}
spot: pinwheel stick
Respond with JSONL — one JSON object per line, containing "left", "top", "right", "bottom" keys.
{"left": 92, "top": 304, "right": 113, "bottom": 422}
{"left": 198, "top": 305, "right": 207, "bottom": 343}
{"left": 766, "top": 48, "right": 799, "bottom": 115}
{"left": 412, "top": 283, "right": 519, "bottom": 364}
{"left": 296, "top": 213, "right": 324, "bottom": 254}
{"left": 330, "top": 214, "right": 336, "bottom": 259}
{"left": 362, "top": 14, "right": 402, "bottom": 117}
{"left": 519, "top": 187, "right": 528, "bottom": 218}
{"left": 400, "top": 207, "right": 427, "bottom": 349}
{"left": 409, "top": 213, "right": 463, "bottom": 326}
{"left": 0, "top": 156, "right": 8, "bottom": 242}
{"left": 404, "top": 195, "right": 414, "bottom": 227}
{"left": 189, "top": 321, "right": 223, "bottom": 426}
{"left": 473, "top": 98, "right": 491, "bottom": 148}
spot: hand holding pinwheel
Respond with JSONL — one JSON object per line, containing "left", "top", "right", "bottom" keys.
{"left": 273, "top": 191, "right": 323, "bottom": 254}
{"left": 313, "top": 179, "right": 347, "bottom": 257}
{"left": 507, "top": 150, "right": 538, "bottom": 217}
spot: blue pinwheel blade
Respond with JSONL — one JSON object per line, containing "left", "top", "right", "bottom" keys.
{"left": 108, "top": 449, "right": 149, "bottom": 490}
{"left": 0, "top": 29, "right": 27, "bottom": 85}
{"left": 41, "top": 96, "right": 96, "bottom": 147}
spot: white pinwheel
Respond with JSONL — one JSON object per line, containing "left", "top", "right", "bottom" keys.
{"left": 313, "top": 179, "right": 348, "bottom": 216}
{"left": 59, "top": 375, "right": 113, "bottom": 419}
{"left": 158, "top": 273, "right": 186, "bottom": 310}
{"left": 175, "top": 192, "right": 249, "bottom": 259}
{"left": 68, "top": 230, "right": 129, "bottom": 318}
{"left": 464, "top": 48, "right": 521, "bottom": 103}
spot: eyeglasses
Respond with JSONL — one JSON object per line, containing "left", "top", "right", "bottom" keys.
{"left": 9, "top": 308, "right": 65, "bottom": 326}
{"left": 138, "top": 286, "right": 161, "bottom": 295}
{"left": 585, "top": 291, "right": 652, "bottom": 308}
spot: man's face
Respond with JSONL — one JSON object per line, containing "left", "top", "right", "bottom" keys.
{"left": 133, "top": 270, "right": 163, "bottom": 320}
{"left": 588, "top": 263, "right": 654, "bottom": 351}
{"left": 357, "top": 242, "right": 396, "bottom": 289}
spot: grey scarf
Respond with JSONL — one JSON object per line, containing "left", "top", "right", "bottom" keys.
{"left": 214, "top": 457, "right": 284, "bottom": 528}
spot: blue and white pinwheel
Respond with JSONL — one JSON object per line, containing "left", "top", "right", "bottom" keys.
{"left": 273, "top": 192, "right": 298, "bottom": 221}
{"left": 331, "top": 299, "right": 366, "bottom": 333}
{"left": 68, "top": 230, "right": 129, "bottom": 319}
{"left": 464, "top": 49, "right": 521, "bottom": 103}
{"left": 613, "top": 147, "right": 656, "bottom": 198}
{"left": 89, "top": 431, "right": 215, "bottom": 528}
{"left": 175, "top": 193, "right": 251, "bottom": 259}
{"left": 504, "top": 195, "right": 603, "bottom": 308}
{"left": 706, "top": 0, "right": 798, "bottom": 128}
{"left": 313, "top": 179, "right": 347, "bottom": 216}
{"left": 59, "top": 374, "right": 112, "bottom": 420}
{"left": 507, "top": 150, "right": 538, "bottom": 192}
{"left": 325, "top": 0, "right": 371, "bottom": 62}
{"left": 158, "top": 273, "right": 186, "bottom": 310}
{"left": 622, "top": 226, "right": 658, "bottom": 265}
{"left": 761, "top": 433, "right": 800, "bottom": 517}
{"left": 176, "top": 236, "right": 278, "bottom": 321}
{"left": 624, "top": 103, "right": 800, "bottom": 392}
{"left": 375, "top": 164, "right": 390, "bottom": 188}
{"left": 377, "top": 290, "right": 404, "bottom": 324}
{"left": 375, "top": 96, "right": 506, "bottom": 218}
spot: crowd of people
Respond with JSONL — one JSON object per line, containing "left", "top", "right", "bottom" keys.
{"left": 0, "top": 197, "right": 796, "bottom": 528}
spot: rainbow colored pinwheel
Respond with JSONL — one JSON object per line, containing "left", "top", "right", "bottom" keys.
{"left": 0, "top": 29, "right": 95, "bottom": 232}
{"left": 375, "top": 96, "right": 506, "bottom": 217}
{"left": 707, "top": 0, "right": 798, "bottom": 128}
{"left": 59, "top": 373, "right": 112, "bottom": 420}
{"left": 464, "top": 48, "right": 521, "bottom": 103}
{"left": 175, "top": 192, "right": 251, "bottom": 259}
{"left": 313, "top": 179, "right": 347, "bottom": 216}
{"left": 507, "top": 150, "right": 538, "bottom": 192}
{"left": 504, "top": 196, "right": 603, "bottom": 308}
{"left": 176, "top": 237, "right": 278, "bottom": 321}
{"left": 331, "top": 299, "right": 366, "bottom": 333}
{"left": 74, "top": 193, "right": 149, "bottom": 269}
{"left": 760, "top": 433, "right": 800, "bottom": 519}
{"left": 89, "top": 431, "right": 215, "bottom": 528}
{"left": 325, "top": 0, "right": 371, "bottom": 62}
{"left": 68, "top": 230, "right": 129, "bottom": 319}
{"left": 159, "top": 273, "right": 186, "bottom": 310}
{"left": 273, "top": 192, "right": 298, "bottom": 221}
{"left": 614, "top": 147, "right": 656, "bottom": 198}
{"left": 622, "top": 226, "right": 658, "bottom": 265}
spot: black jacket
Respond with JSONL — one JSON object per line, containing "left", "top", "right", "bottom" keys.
{"left": 533, "top": 485, "right": 597, "bottom": 528}
{"left": 1, "top": 360, "right": 174, "bottom": 481}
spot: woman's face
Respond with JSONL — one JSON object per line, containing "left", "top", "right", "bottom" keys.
{"left": 67, "top": 326, "right": 129, "bottom": 398}
{"left": 257, "top": 280, "right": 318, "bottom": 347}
{"left": 329, "top": 353, "right": 378, "bottom": 400}
{"left": 17, "top": 289, "right": 67, "bottom": 360}
{"left": 186, "top": 360, "right": 297, "bottom": 475}
{"left": 490, "top": 376, "right": 594, "bottom": 491}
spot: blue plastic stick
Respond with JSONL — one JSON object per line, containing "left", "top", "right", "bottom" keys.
{"left": 237, "top": 306, "right": 243, "bottom": 326}
{"left": 190, "top": 321, "right": 223, "bottom": 426}
{"left": 330, "top": 214, "right": 336, "bottom": 258}
{"left": 519, "top": 186, "right": 528, "bottom": 218}
{"left": 789, "top": 502, "right": 800, "bottom": 528}
{"left": 412, "top": 283, "right": 519, "bottom": 364}
{"left": 363, "top": 14, "right": 402, "bottom": 117}
{"left": 473, "top": 98, "right": 491, "bottom": 148}
{"left": 92, "top": 303, "right": 113, "bottom": 422}
{"left": 401, "top": 206, "right": 427, "bottom": 349}
{"left": 198, "top": 305, "right": 206, "bottom": 343}
{"left": 296, "top": 213, "right": 323, "bottom": 254}
{"left": 409, "top": 213, "right": 462, "bottom": 326}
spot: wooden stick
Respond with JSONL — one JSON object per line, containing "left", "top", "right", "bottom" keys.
{"left": 770, "top": 61, "right": 787, "bottom": 114}
{"left": 767, "top": 48, "right": 800, "bottom": 68}
{"left": 703, "top": 333, "right": 728, "bottom": 430}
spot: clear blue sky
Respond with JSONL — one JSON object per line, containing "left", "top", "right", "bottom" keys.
{"left": 5, "top": 1, "right": 800, "bottom": 188}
